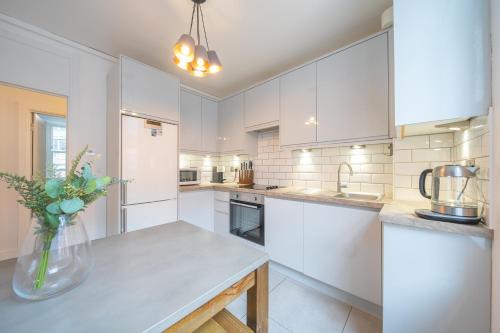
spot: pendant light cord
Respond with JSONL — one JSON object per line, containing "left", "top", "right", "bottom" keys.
{"left": 200, "top": 5, "right": 210, "bottom": 50}
{"left": 196, "top": 4, "right": 201, "bottom": 45}
{"left": 189, "top": 3, "right": 196, "bottom": 35}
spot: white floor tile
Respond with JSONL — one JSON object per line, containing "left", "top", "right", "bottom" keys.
{"left": 240, "top": 267, "right": 287, "bottom": 301}
{"left": 269, "top": 279, "right": 351, "bottom": 333}
{"left": 226, "top": 295, "right": 246, "bottom": 319}
{"left": 343, "top": 308, "right": 381, "bottom": 333}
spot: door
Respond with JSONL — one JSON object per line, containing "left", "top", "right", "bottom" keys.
{"left": 265, "top": 198, "right": 304, "bottom": 272}
{"left": 202, "top": 98, "right": 218, "bottom": 153}
{"left": 317, "top": 33, "right": 389, "bottom": 143}
{"left": 121, "top": 56, "right": 179, "bottom": 122}
{"left": 121, "top": 115, "right": 178, "bottom": 204}
{"left": 180, "top": 90, "right": 202, "bottom": 151}
{"left": 122, "top": 200, "right": 177, "bottom": 232}
{"left": 279, "top": 63, "right": 317, "bottom": 146}
{"left": 179, "top": 191, "right": 214, "bottom": 231}
{"left": 244, "top": 78, "right": 279, "bottom": 128}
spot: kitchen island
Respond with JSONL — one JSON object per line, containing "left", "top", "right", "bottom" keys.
{"left": 0, "top": 222, "right": 269, "bottom": 333}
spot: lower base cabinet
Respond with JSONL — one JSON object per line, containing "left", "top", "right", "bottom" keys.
{"left": 383, "top": 223, "right": 491, "bottom": 333}
{"left": 214, "top": 211, "right": 229, "bottom": 235}
{"left": 179, "top": 191, "right": 214, "bottom": 231}
{"left": 265, "top": 198, "right": 304, "bottom": 272}
{"left": 303, "top": 202, "right": 381, "bottom": 305}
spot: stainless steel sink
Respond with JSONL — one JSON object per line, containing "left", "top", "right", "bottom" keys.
{"left": 334, "top": 192, "right": 382, "bottom": 201}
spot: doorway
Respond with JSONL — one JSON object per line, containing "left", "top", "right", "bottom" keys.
{"left": 0, "top": 83, "right": 67, "bottom": 260}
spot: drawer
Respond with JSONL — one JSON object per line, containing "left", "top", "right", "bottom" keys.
{"left": 214, "top": 191, "right": 230, "bottom": 202}
{"left": 215, "top": 200, "right": 229, "bottom": 214}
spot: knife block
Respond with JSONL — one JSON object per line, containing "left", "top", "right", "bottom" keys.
{"left": 238, "top": 170, "right": 254, "bottom": 185}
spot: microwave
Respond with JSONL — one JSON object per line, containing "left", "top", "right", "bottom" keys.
{"left": 179, "top": 168, "right": 201, "bottom": 185}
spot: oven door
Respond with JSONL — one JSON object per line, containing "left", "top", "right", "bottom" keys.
{"left": 230, "top": 200, "right": 264, "bottom": 246}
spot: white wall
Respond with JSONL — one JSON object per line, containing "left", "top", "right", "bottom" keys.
{"left": 0, "top": 14, "right": 116, "bottom": 243}
{"left": 491, "top": 0, "right": 500, "bottom": 331}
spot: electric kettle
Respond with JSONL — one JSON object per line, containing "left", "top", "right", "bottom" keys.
{"left": 416, "top": 165, "right": 482, "bottom": 224}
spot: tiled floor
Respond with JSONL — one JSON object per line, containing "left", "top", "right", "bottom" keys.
{"left": 226, "top": 268, "right": 381, "bottom": 333}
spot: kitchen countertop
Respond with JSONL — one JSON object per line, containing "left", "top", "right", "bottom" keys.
{"left": 0, "top": 222, "right": 268, "bottom": 333}
{"left": 180, "top": 183, "right": 493, "bottom": 239}
{"left": 179, "top": 183, "right": 389, "bottom": 209}
{"left": 379, "top": 201, "right": 493, "bottom": 240}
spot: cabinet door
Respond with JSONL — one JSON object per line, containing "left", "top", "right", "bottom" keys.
{"left": 265, "top": 198, "right": 304, "bottom": 272}
{"left": 202, "top": 98, "right": 218, "bottom": 153}
{"left": 218, "top": 93, "right": 244, "bottom": 153}
{"left": 394, "top": 0, "right": 490, "bottom": 125}
{"left": 383, "top": 223, "right": 491, "bottom": 333}
{"left": 317, "top": 34, "right": 389, "bottom": 143}
{"left": 279, "top": 63, "right": 317, "bottom": 146}
{"left": 179, "top": 191, "right": 214, "bottom": 231}
{"left": 214, "top": 211, "right": 229, "bottom": 235}
{"left": 244, "top": 78, "right": 279, "bottom": 129}
{"left": 303, "top": 202, "right": 381, "bottom": 305}
{"left": 180, "top": 90, "right": 202, "bottom": 151}
{"left": 121, "top": 56, "right": 179, "bottom": 121}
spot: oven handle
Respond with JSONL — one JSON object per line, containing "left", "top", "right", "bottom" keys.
{"left": 230, "top": 201, "right": 260, "bottom": 209}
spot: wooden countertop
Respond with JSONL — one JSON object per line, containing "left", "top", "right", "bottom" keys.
{"left": 0, "top": 222, "right": 269, "bottom": 333}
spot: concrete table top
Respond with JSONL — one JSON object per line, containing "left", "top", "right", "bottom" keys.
{"left": 0, "top": 221, "right": 268, "bottom": 333}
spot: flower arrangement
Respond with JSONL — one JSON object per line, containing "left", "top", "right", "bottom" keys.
{"left": 0, "top": 146, "right": 120, "bottom": 290}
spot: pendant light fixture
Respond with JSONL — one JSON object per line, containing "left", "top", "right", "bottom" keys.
{"left": 173, "top": 0, "right": 222, "bottom": 77}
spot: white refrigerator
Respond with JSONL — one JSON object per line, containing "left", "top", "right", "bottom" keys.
{"left": 120, "top": 114, "right": 178, "bottom": 232}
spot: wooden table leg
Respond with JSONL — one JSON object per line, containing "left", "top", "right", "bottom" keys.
{"left": 247, "top": 262, "right": 269, "bottom": 333}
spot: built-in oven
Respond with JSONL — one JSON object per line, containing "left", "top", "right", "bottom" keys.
{"left": 229, "top": 192, "right": 265, "bottom": 246}
{"left": 179, "top": 168, "right": 200, "bottom": 185}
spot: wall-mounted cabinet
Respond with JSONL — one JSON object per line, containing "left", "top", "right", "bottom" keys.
{"left": 179, "top": 89, "right": 218, "bottom": 153}
{"left": 244, "top": 78, "right": 279, "bottom": 131}
{"left": 121, "top": 56, "right": 179, "bottom": 122}
{"left": 279, "top": 63, "right": 317, "bottom": 147}
{"left": 394, "top": 0, "right": 491, "bottom": 126}
{"left": 218, "top": 93, "right": 257, "bottom": 154}
{"left": 317, "top": 33, "right": 389, "bottom": 143}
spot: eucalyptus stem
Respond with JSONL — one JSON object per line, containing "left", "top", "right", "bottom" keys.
{"left": 33, "top": 231, "right": 55, "bottom": 290}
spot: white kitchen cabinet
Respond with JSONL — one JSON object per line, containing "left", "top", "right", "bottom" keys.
{"left": 218, "top": 93, "right": 257, "bottom": 154}
{"left": 383, "top": 223, "right": 491, "bottom": 333}
{"left": 303, "top": 202, "right": 381, "bottom": 305}
{"left": 214, "top": 191, "right": 230, "bottom": 235}
{"left": 279, "top": 63, "right": 317, "bottom": 146}
{"left": 317, "top": 33, "right": 389, "bottom": 143}
{"left": 121, "top": 56, "right": 179, "bottom": 122}
{"left": 180, "top": 90, "right": 202, "bottom": 151}
{"left": 202, "top": 98, "right": 218, "bottom": 153}
{"left": 179, "top": 191, "right": 214, "bottom": 231}
{"left": 265, "top": 198, "right": 304, "bottom": 272}
{"left": 394, "top": 0, "right": 491, "bottom": 126}
{"left": 244, "top": 78, "right": 279, "bottom": 130}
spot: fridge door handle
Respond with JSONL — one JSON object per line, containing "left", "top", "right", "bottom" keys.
{"left": 121, "top": 208, "right": 127, "bottom": 233}
{"left": 121, "top": 182, "right": 127, "bottom": 205}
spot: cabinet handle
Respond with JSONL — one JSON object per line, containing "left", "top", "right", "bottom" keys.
{"left": 121, "top": 208, "right": 127, "bottom": 233}
{"left": 121, "top": 182, "right": 127, "bottom": 205}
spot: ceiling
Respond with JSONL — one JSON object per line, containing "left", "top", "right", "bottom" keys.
{"left": 0, "top": 0, "right": 392, "bottom": 98}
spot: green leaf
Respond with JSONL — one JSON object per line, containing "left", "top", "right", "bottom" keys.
{"left": 72, "top": 177, "right": 83, "bottom": 189}
{"left": 95, "top": 176, "right": 112, "bottom": 190}
{"left": 60, "top": 198, "right": 84, "bottom": 214}
{"left": 82, "top": 163, "right": 93, "bottom": 180}
{"left": 46, "top": 202, "right": 62, "bottom": 214}
{"left": 84, "top": 178, "right": 97, "bottom": 194}
{"left": 44, "top": 212, "right": 60, "bottom": 228}
{"left": 44, "top": 179, "right": 62, "bottom": 198}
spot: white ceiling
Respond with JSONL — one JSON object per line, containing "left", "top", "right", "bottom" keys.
{"left": 0, "top": 0, "right": 392, "bottom": 98}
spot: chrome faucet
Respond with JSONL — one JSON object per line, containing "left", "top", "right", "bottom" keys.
{"left": 337, "top": 162, "right": 353, "bottom": 193}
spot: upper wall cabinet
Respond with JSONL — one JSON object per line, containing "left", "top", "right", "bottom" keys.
{"left": 317, "top": 33, "right": 389, "bottom": 143}
{"left": 121, "top": 56, "right": 179, "bottom": 122}
{"left": 180, "top": 89, "right": 218, "bottom": 153}
{"left": 279, "top": 63, "right": 317, "bottom": 147}
{"left": 180, "top": 90, "right": 202, "bottom": 151}
{"left": 394, "top": 0, "right": 491, "bottom": 126}
{"left": 244, "top": 78, "right": 279, "bottom": 131}
{"left": 202, "top": 98, "right": 218, "bottom": 153}
{"left": 218, "top": 93, "right": 257, "bottom": 154}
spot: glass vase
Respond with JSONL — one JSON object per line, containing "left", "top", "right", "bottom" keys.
{"left": 12, "top": 214, "right": 94, "bottom": 300}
